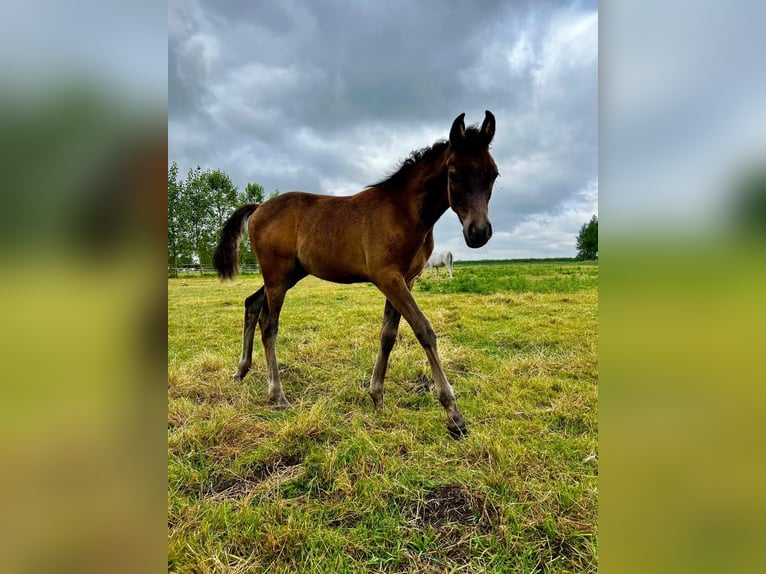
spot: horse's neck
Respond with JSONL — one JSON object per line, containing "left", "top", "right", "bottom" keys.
{"left": 409, "top": 153, "right": 450, "bottom": 230}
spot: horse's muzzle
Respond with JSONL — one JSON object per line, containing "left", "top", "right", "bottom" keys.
{"left": 464, "top": 221, "right": 492, "bottom": 248}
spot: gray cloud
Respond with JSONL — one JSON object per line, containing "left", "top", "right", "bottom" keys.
{"left": 169, "top": 0, "right": 597, "bottom": 259}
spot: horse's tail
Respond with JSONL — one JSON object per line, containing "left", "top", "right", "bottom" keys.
{"left": 447, "top": 251, "right": 453, "bottom": 268}
{"left": 213, "top": 203, "right": 259, "bottom": 280}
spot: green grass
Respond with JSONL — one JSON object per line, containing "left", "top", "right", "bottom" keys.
{"left": 168, "top": 261, "right": 598, "bottom": 573}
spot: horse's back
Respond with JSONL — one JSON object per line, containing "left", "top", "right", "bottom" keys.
{"left": 248, "top": 191, "right": 370, "bottom": 283}
{"left": 247, "top": 189, "right": 433, "bottom": 285}
{"left": 249, "top": 192, "right": 316, "bottom": 247}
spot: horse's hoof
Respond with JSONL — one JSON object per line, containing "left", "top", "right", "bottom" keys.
{"left": 234, "top": 364, "right": 250, "bottom": 381}
{"left": 447, "top": 414, "right": 468, "bottom": 439}
{"left": 448, "top": 424, "right": 468, "bottom": 440}
{"left": 369, "top": 393, "right": 384, "bottom": 411}
{"left": 269, "top": 395, "right": 292, "bottom": 409}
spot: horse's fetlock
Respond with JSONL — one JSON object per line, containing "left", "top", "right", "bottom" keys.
{"left": 438, "top": 390, "right": 456, "bottom": 409}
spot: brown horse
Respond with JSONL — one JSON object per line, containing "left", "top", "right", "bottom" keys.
{"left": 213, "top": 111, "right": 498, "bottom": 437}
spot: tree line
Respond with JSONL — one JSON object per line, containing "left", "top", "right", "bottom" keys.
{"left": 575, "top": 214, "right": 598, "bottom": 260}
{"left": 168, "top": 162, "right": 278, "bottom": 273}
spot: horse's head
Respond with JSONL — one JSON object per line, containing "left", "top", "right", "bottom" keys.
{"left": 446, "top": 111, "right": 498, "bottom": 248}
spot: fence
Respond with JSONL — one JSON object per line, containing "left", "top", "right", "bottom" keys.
{"left": 168, "top": 264, "right": 260, "bottom": 277}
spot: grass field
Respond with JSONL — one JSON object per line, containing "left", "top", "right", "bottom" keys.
{"left": 168, "top": 261, "right": 598, "bottom": 573}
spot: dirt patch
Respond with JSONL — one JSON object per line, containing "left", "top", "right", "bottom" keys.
{"left": 411, "top": 485, "right": 497, "bottom": 529}
{"left": 249, "top": 453, "right": 304, "bottom": 480}
{"left": 211, "top": 418, "right": 272, "bottom": 455}
{"left": 531, "top": 525, "right": 583, "bottom": 564}
{"left": 327, "top": 510, "right": 364, "bottom": 529}
{"left": 208, "top": 454, "right": 305, "bottom": 500}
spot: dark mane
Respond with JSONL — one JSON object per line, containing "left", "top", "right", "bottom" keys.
{"left": 371, "top": 140, "right": 448, "bottom": 190}
{"left": 371, "top": 126, "right": 486, "bottom": 190}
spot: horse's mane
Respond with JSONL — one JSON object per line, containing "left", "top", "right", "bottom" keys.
{"left": 371, "top": 140, "right": 448, "bottom": 190}
{"left": 371, "top": 126, "right": 485, "bottom": 190}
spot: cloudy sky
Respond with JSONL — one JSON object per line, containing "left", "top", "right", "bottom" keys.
{"left": 169, "top": 0, "right": 597, "bottom": 260}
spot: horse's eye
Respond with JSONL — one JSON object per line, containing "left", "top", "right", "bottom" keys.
{"left": 449, "top": 172, "right": 461, "bottom": 182}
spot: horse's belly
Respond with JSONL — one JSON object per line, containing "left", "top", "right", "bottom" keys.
{"left": 298, "top": 250, "right": 369, "bottom": 284}
{"left": 306, "top": 264, "right": 368, "bottom": 284}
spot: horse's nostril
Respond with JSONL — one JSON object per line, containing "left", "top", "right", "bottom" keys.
{"left": 468, "top": 222, "right": 477, "bottom": 240}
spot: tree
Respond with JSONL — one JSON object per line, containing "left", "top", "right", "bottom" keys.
{"left": 205, "top": 169, "right": 239, "bottom": 234}
{"left": 242, "top": 182, "right": 265, "bottom": 204}
{"left": 576, "top": 215, "right": 598, "bottom": 260}
{"left": 167, "top": 162, "right": 182, "bottom": 276}
{"left": 180, "top": 166, "right": 213, "bottom": 265}
{"left": 167, "top": 166, "right": 272, "bottom": 273}
{"left": 167, "top": 165, "right": 240, "bottom": 268}
{"left": 240, "top": 182, "right": 280, "bottom": 204}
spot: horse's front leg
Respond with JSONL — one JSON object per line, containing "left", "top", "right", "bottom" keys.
{"left": 376, "top": 274, "right": 467, "bottom": 438}
{"left": 369, "top": 299, "right": 401, "bottom": 410}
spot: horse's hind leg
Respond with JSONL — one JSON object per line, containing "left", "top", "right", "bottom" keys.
{"left": 369, "top": 299, "right": 402, "bottom": 410}
{"left": 259, "top": 284, "right": 291, "bottom": 408}
{"left": 235, "top": 287, "right": 265, "bottom": 381}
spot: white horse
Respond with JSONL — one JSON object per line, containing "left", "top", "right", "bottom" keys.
{"left": 426, "top": 251, "right": 453, "bottom": 279}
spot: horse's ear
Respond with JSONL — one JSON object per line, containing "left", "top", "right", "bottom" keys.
{"left": 480, "top": 110, "right": 495, "bottom": 144}
{"left": 449, "top": 113, "right": 466, "bottom": 146}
